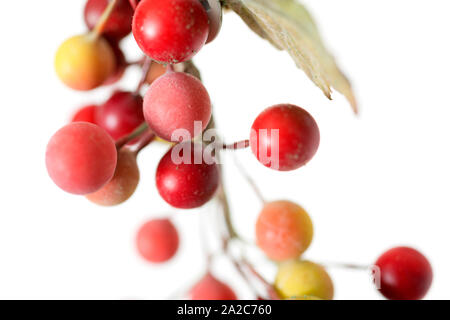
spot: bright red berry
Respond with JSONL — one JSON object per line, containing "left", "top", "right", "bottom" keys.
{"left": 136, "top": 218, "right": 179, "bottom": 263}
{"left": 156, "top": 142, "right": 219, "bottom": 209}
{"left": 84, "top": 0, "right": 134, "bottom": 41}
{"left": 71, "top": 104, "right": 97, "bottom": 123}
{"left": 132, "top": 0, "right": 209, "bottom": 63}
{"left": 96, "top": 91, "right": 144, "bottom": 140}
{"left": 375, "top": 247, "right": 433, "bottom": 300}
{"left": 189, "top": 273, "right": 237, "bottom": 300}
{"left": 250, "top": 104, "right": 320, "bottom": 171}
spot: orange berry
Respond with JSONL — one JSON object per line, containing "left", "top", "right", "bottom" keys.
{"left": 256, "top": 200, "right": 313, "bottom": 261}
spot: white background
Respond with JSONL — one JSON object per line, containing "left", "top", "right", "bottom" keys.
{"left": 0, "top": 0, "right": 449, "bottom": 299}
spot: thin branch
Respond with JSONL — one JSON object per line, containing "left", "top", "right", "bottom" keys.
{"left": 91, "top": 0, "right": 118, "bottom": 39}
{"left": 115, "top": 123, "right": 149, "bottom": 150}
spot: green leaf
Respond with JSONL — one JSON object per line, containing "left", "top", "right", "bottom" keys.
{"left": 224, "top": 0, "right": 358, "bottom": 113}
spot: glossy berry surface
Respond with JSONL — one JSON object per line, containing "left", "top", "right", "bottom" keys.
{"left": 256, "top": 200, "right": 313, "bottom": 261}
{"left": 84, "top": 0, "right": 134, "bottom": 41}
{"left": 375, "top": 247, "right": 433, "bottom": 300}
{"left": 54, "top": 34, "right": 116, "bottom": 91}
{"left": 86, "top": 148, "right": 139, "bottom": 206}
{"left": 96, "top": 91, "right": 144, "bottom": 140}
{"left": 144, "top": 72, "right": 211, "bottom": 141}
{"left": 189, "top": 273, "right": 237, "bottom": 300}
{"left": 46, "top": 122, "right": 117, "bottom": 195}
{"left": 71, "top": 105, "right": 97, "bottom": 123}
{"left": 203, "top": 0, "right": 223, "bottom": 44}
{"left": 136, "top": 218, "right": 179, "bottom": 263}
{"left": 275, "top": 260, "right": 334, "bottom": 300}
{"left": 156, "top": 143, "right": 219, "bottom": 209}
{"left": 250, "top": 104, "right": 320, "bottom": 171}
{"left": 132, "top": 0, "right": 209, "bottom": 63}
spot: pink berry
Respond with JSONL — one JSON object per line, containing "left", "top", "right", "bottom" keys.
{"left": 46, "top": 122, "right": 117, "bottom": 195}
{"left": 143, "top": 72, "right": 211, "bottom": 141}
{"left": 136, "top": 218, "right": 179, "bottom": 263}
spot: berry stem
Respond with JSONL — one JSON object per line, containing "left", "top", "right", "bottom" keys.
{"left": 115, "top": 122, "right": 149, "bottom": 149}
{"left": 240, "top": 258, "right": 281, "bottom": 300}
{"left": 319, "top": 261, "right": 370, "bottom": 271}
{"left": 133, "top": 130, "right": 156, "bottom": 154}
{"left": 233, "top": 156, "right": 267, "bottom": 204}
{"left": 221, "top": 140, "right": 250, "bottom": 150}
{"left": 91, "top": 0, "right": 119, "bottom": 39}
{"left": 128, "top": 0, "right": 138, "bottom": 10}
{"left": 134, "top": 57, "right": 152, "bottom": 95}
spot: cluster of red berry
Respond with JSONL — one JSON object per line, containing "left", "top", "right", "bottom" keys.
{"left": 46, "top": 0, "right": 432, "bottom": 300}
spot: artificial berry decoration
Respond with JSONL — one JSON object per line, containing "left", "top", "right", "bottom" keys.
{"left": 256, "top": 200, "right": 313, "bottom": 261}
{"left": 375, "top": 247, "right": 433, "bottom": 300}
{"left": 86, "top": 148, "right": 140, "bottom": 206}
{"left": 84, "top": 0, "right": 134, "bottom": 41}
{"left": 156, "top": 143, "right": 219, "bottom": 209}
{"left": 136, "top": 218, "right": 179, "bottom": 263}
{"left": 71, "top": 104, "right": 97, "bottom": 123}
{"left": 96, "top": 91, "right": 144, "bottom": 140}
{"left": 189, "top": 273, "right": 237, "bottom": 300}
{"left": 47, "top": 0, "right": 433, "bottom": 301}
{"left": 46, "top": 122, "right": 117, "bottom": 195}
{"left": 54, "top": 34, "right": 116, "bottom": 91}
{"left": 132, "top": 0, "right": 209, "bottom": 63}
{"left": 250, "top": 104, "right": 320, "bottom": 171}
{"left": 144, "top": 71, "right": 211, "bottom": 141}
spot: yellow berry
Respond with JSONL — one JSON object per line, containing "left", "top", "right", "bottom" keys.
{"left": 275, "top": 260, "right": 334, "bottom": 300}
{"left": 54, "top": 34, "right": 115, "bottom": 91}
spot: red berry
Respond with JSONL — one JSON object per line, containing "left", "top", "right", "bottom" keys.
{"left": 375, "top": 247, "right": 433, "bottom": 300}
{"left": 46, "top": 122, "right": 117, "bottom": 195}
{"left": 132, "top": 0, "right": 209, "bottom": 63}
{"left": 84, "top": 0, "right": 134, "bottom": 41}
{"left": 156, "top": 143, "right": 219, "bottom": 209}
{"left": 136, "top": 218, "right": 179, "bottom": 263}
{"left": 250, "top": 104, "right": 320, "bottom": 171}
{"left": 71, "top": 104, "right": 97, "bottom": 123}
{"left": 96, "top": 91, "right": 144, "bottom": 140}
{"left": 189, "top": 273, "right": 237, "bottom": 300}
{"left": 144, "top": 72, "right": 211, "bottom": 141}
